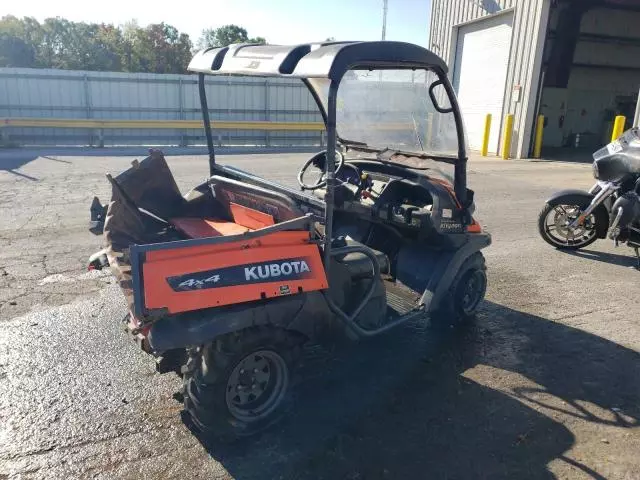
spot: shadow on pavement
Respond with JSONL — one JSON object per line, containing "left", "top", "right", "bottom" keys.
{"left": 566, "top": 248, "right": 639, "bottom": 269}
{"left": 184, "top": 301, "right": 640, "bottom": 479}
{"left": 538, "top": 147, "right": 595, "bottom": 164}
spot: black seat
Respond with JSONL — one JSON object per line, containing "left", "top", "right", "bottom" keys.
{"left": 335, "top": 239, "right": 390, "bottom": 280}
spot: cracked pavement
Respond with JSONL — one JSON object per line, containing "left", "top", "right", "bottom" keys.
{"left": 0, "top": 149, "right": 639, "bottom": 479}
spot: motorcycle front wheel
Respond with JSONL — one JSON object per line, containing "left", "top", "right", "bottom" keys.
{"left": 538, "top": 199, "right": 599, "bottom": 250}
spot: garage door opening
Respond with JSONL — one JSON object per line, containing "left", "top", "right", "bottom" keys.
{"left": 452, "top": 13, "right": 514, "bottom": 154}
{"left": 538, "top": 0, "right": 640, "bottom": 162}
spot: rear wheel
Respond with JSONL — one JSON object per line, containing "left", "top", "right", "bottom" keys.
{"left": 538, "top": 200, "right": 598, "bottom": 250}
{"left": 431, "top": 252, "right": 487, "bottom": 328}
{"left": 183, "top": 327, "right": 302, "bottom": 441}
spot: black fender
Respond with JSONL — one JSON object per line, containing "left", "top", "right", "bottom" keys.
{"left": 147, "top": 291, "right": 331, "bottom": 353}
{"left": 396, "top": 232, "right": 491, "bottom": 312}
{"left": 545, "top": 189, "right": 610, "bottom": 239}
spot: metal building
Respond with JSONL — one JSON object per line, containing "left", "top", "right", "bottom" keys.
{"left": 428, "top": 0, "right": 640, "bottom": 159}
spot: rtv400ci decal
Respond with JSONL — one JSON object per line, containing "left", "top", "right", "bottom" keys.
{"left": 167, "top": 257, "right": 314, "bottom": 292}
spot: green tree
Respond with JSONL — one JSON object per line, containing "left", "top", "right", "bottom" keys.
{"left": 0, "top": 15, "right": 203, "bottom": 73}
{"left": 39, "top": 19, "right": 125, "bottom": 71}
{"left": 0, "top": 15, "right": 41, "bottom": 67}
{"left": 129, "top": 23, "right": 193, "bottom": 73}
{"left": 120, "top": 20, "right": 140, "bottom": 71}
{"left": 0, "top": 34, "right": 35, "bottom": 67}
{"left": 197, "top": 24, "right": 266, "bottom": 49}
{"left": 39, "top": 17, "right": 74, "bottom": 69}
{"left": 93, "top": 24, "right": 125, "bottom": 72}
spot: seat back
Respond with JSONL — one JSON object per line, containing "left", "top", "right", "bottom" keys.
{"left": 114, "top": 150, "right": 187, "bottom": 219}
{"left": 209, "top": 175, "right": 303, "bottom": 223}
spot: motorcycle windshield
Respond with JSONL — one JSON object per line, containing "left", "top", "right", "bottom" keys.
{"left": 593, "top": 127, "right": 640, "bottom": 182}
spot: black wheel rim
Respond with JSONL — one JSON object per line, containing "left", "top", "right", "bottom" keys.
{"left": 225, "top": 350, "right": 289, "bottom": 422}
{"left": 459, "top": 269, "right": 487, "bottom": 315}
{"left": 543, "top": 204, "right": 596, "bottom": 248}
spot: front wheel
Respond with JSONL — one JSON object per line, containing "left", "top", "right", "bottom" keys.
{"left": 538, "top": 200, "right": 598, "bottom": 250}
{"left": 430, "top": 252, "right": 487, "bottom": 328}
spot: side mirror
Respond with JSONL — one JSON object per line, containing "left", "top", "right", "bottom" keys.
{"left": 463, "top": 188, "right": 475, "bottom": 210}
{"left": 428, "top": 81, "right": 453, "bottom": 114}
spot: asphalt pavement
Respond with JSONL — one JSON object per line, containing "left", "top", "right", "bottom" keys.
{"left": 0, "top": 149, "right": 639, "bottom": 479}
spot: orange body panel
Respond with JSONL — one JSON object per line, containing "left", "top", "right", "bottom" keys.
{"left": 170, "top": 202, "right": 275, "bottom": 239}
{"left": 171, "top": 217, "right": 250, "bottom": 238}
{"left": 230, "top": 202, "right": 275, "bottom": 229}
{"left": 142, "top": 232, "right": 328, "bottom": 314}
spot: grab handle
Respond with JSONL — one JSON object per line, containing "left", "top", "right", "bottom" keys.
{"left": 323, "top": 245, "right": 424, "bottom": 337}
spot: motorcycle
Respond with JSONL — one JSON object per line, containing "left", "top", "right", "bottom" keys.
{"left": 538, "top": 127, "right": 640, "bottom": 267}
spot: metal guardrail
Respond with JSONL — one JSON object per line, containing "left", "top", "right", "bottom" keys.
{"left": 0, "top": 117, "right": 326, "bottom": 148}
{"left": 0, "top": 117, "right": 421, "bottom": 148}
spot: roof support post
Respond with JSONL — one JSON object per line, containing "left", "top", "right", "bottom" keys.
{"left": 198, "top": 73, "right": 216, "bottom": 174}
{"left": 438, "top": 70, "right": 468, "bottom": 209}
{"left": 322, "top": 79, "right": 340, "bottom": 274}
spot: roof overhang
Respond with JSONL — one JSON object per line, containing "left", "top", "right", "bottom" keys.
{"left": 187, "top": 41, "right": 448, "bottom": 80}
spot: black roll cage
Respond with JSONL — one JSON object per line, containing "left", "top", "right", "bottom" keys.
{"left": 191, "top": 41, "right": 469, "bottom": 270}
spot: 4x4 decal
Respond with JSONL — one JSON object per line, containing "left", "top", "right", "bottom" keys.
{"left": 177, "top": 274, "right": 221, "bottom": 289}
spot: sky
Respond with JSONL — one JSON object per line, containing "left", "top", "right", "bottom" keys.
{"left": 1, "top": 0, "right": 432, "bottom": 47}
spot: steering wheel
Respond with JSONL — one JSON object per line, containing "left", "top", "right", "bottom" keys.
{"left": 297, "top": 150, "right": 345, "bottom": 190}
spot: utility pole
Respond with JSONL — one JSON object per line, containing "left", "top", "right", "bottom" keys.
{"left": 382, "top": 0, "right": 388, "bottom": 40}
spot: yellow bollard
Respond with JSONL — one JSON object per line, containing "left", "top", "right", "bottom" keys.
{"left": 611, "top": 115, "right": 626, "bottom": 141}
{"left": 533, "top": 115, "right": 545, "bottom": 159}
{"left": 481, "top": 114, "right": 492, "bottom": 156}
{"left": 501, "top": 114, "right": 514, "bottom": 160}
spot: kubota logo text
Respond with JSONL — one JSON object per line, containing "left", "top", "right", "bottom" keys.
{"left": 167, "top": 257, "right": 312, "bottom": 292}
{"left": 245, "top": 260, "right": 310, "bottom": 281}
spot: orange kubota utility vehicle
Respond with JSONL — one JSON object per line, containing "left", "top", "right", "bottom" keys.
{"left": 88, "top": 41, "right": 491, "bottom": 439}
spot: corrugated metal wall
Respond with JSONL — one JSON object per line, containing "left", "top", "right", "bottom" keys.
{"left": 0, "top": 68, "right": 323, "bottom": 147}
{"left": 429, "top": 0, "right": 550, "bottom": 158}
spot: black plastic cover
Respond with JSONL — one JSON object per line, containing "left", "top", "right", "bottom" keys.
{"left": 593, "top": 128, "right": 640, "bottom": 182}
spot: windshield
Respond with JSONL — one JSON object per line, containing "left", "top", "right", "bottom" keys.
{"left": 334, "top": 69, "right": 460, "bottom": 156}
